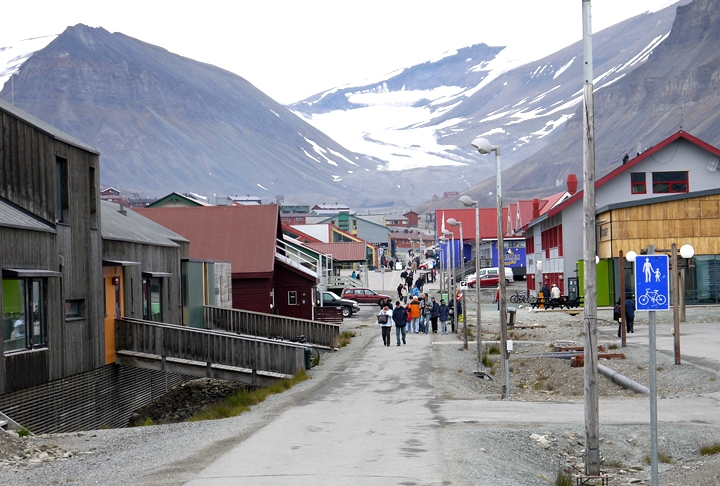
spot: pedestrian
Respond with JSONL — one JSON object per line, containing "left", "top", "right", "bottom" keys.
{"left": 419, "top": 293, "right": 430, "bottom": 333}
{"left": 550, "top": 283, "right": 561, "bottom": 301}
{"left": 495, "top": 286, "right": 500, "bottom": 310}
{"left": 454, "top": 295, "right": 463, "bottom": 329}
{"left": 415, "top": 276, "right": 424, "bottom": 293}
{"left": 379, "top": 297, "right": 392, "bottom": 310}
{"left": 397, "top": 283, "right": 404, "bottom": 301}
{"left": 614, "top": 299, "right": 622, "bottom": 337}
{"left": 625, "top": 296, "right": 635, "bottom": 333}
{"left": 430, "top": 296, "right": 440, "bottom": 333}
{"left": 377, "top": 305, "right": 393, "bottom": 346}
{"left": 408, "top": 296, "right": 421, "bottom": 333}
{"left": 392, "top": 301, "right": 408, "bottom": 346}
{"left": 401, "top": 285, "right": 409, "bottom": 303}
{"left": 541, "top": 282, "right": 551, "bottom": 301}
{"left": 351, "top": 270, "right": 357, "bottom": 279}
{"left": 438, "top": 299, "right": 450, "bottom": 334}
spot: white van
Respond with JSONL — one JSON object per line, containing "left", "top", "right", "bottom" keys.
{"left": 478, "top": 267, "right": 514, "bottom": 284}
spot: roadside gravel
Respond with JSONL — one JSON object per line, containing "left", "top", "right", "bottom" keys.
{"left": 1, "top": 301, "right": 720, "bottom": 485}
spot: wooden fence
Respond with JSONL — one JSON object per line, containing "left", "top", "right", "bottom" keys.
{"left": 204, "top": 306, "right": 340, "bottom": 348}
{"left": 115, "top": 318, "right": 305, "bottom": 380}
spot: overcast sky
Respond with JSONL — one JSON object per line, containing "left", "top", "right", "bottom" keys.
{"left": 2, "top": 1, "right": 679, "bottom": 104}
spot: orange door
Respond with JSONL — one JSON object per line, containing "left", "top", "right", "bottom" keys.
{"left": 103, "top": 266, "right": 124, "bottom": 364}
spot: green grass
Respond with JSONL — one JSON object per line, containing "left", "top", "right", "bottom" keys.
{"left": 17, "top": 427, "right": 31, "bottom": 437}
{"left": 644, "top": 452, "right": 673, "bottom": 464}
{"left": 700, "top": 442, "right": 720, "bottom": 456}
{"left": 488, "top": 344, "right": 501, "bottom": 355}
{"left": 608, "top": 343, "right": 618, "bottom": 350}
{"left": 337, "top": 330, "right": 356, "bottom": 348}
{"left": 190, "top": 371, "right": 309, "bottom": 421}
{"left": 139, "top": 417, "right": 154, "bottom": 427}
{"left": 603, "top": 459, "right": 626, "bottom": 468}
{"left": 481, "top": 354, "right": 493, "bottom": 368}
{"left": 554, "top": 468, "right": 574, "bottom": 486}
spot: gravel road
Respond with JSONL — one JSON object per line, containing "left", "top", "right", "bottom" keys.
{"left": 2, "top": 300, "right": 720, "bottom": 485}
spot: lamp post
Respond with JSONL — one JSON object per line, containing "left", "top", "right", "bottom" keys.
{"left": 472, "top": 136, "right": 509, "bottom": 399}
{"left": 439, "top": 236, "right": 448, "bottom": 300}
{"left": 460, "top": 195, "right": 483, "bottom": 370}
{"left": 443, "top": 229, "right": 456, "bottom": 332}
{"left": 448, "top": 218, "right": 467, "bottom": 350}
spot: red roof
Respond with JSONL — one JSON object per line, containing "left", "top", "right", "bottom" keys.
{"left": 543, "top": 131, "right": 720, "bottom": 221}
{"left": 135, "top": 205, "right": 281, "bottom": 276}
{"left": 435, "top": 207, "right": 517, "bottom": 241}
{"left": 306, "top": 242, "right": 366, "bottom": 262}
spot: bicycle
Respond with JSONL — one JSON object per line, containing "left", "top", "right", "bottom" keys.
{"left": 270, "top": 335, "right": 320, "bottom": 368}
{"left": 289, "top": 335, "right": 321, "bottom": 368}
{"left": 638, "top": 289, "right": 667, "bottom": 307}
{"left": 510, "top": 291, "right": 531, "bottom": 303}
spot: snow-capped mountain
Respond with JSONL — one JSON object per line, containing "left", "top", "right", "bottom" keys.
{"left": 0, "top": 25, "right": 388, "bottom": 206}
{"left": 290, "top": 2, "right": 684, "bottom": 183}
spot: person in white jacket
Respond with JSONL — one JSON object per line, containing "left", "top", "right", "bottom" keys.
{"left": 377, "top": 305, "right": 394, "bottom": 347}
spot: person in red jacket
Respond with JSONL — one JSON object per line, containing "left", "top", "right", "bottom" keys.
{"left": 408, "top": 296, "right": 421, "bottom": 333}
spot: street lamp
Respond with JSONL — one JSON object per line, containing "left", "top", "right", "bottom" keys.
{"left": 472, "top": 136, "right": 509, "bottom": 399}
{"left": 448, "top": 218, "right": 467, "bottom": 350}
{"left": 443, "top": 229, "right": 456, "bottom": 331}
{"left": 460, "top": 195, "right": 483, "bottom": 371}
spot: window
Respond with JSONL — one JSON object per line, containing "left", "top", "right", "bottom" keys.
{"left": 288, "top": 291, "right": 298, "bottom": 305}
{"left": 142, "top": 277, "right": 163, "bottom": 322}
{"left": 55, "top": 156, "right": 69, "bottom": 223}
{"left": 652, "top": 171, "right": 688, "bottom": 193}
{"left": 89, "top": 167, "right": 97, "bottom": 228}
{"left": 3, "top": 278, "right": 47, "bottom": 353}
{"left": 65, "top": 299, "right": 85, "bottom": 319}
{"left": 631, "top": 172, "right": 646, "bottom": 194}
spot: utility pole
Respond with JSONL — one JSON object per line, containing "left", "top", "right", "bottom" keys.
{"left": 582, "top": 0, "right": 600, "bottom": 477}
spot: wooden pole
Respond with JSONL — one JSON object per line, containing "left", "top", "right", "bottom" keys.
{"left": 582, "top": 0, "right": 600, "bottom": 476}
{"left": 672, "top": 243, "right": 681, "bottom": 364}
{"left": 620, "top": 250, "right": 626, "bottom": 347}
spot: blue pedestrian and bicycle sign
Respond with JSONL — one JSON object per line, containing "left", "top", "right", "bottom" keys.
{"left": 634, "top": 254, "right": 670, "bottom": 311}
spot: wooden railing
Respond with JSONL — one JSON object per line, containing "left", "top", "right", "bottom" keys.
{"left": 115, "top": 318, "right": 305, "bottom": 377}
{"left": 204, "top": 306, "right": 340, "bottom": 348}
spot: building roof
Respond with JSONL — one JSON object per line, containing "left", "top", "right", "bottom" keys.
{"left": 305, "top": 242, "right": 366, "bottom": 262}
{"left": 0, "top": 98, "right": 99, "bottom": 154}
{"left": 0, "top": 196, "right": 55, "bottom": 233}
{"left": 436, "top": 207, "right": 518, "bottom": 241}
{"left": 147, "top": 192, "right": 213, "bottom": 208}
{"left": 102, "top": 201, "right": 186, "bottom": 247}
{"left": 135, "top": 205, "right": 281, "bottom": 275}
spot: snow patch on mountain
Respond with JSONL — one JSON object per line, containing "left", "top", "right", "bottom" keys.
{"left": 0, "top": 35, "right": 56, "bottom": 87}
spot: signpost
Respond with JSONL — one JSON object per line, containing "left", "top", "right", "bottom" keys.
{"left": 634, "top": 254, "right": 669, "bottom": 311}
{"left": 632, "top": 247, "right": 668, "bottom": 486}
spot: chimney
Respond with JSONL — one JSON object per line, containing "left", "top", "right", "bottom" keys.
{"left": 567, "top": 174, "right": 578, "bottom": 195}
{"left": 532, "top": 199, "right": 540, "bottom": 219}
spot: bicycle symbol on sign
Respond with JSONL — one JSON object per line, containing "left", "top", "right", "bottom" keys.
{"left": 638, "top": 288, "right": 667, "bottom": 307}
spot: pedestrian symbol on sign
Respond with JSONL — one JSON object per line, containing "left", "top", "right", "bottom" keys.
{"left": 634, "top": 255, "right": 670, "bottom": 311}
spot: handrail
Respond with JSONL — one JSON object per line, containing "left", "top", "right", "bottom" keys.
{"left": 204, "top": 306, "right": 340, "bottom": 348}
{"left": 115, "top": 318, "right": 305, "bottom": 376}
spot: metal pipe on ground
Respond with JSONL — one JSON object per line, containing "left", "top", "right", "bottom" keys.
{"left": 598, "top": 363, "right": 649, "bottom": 394}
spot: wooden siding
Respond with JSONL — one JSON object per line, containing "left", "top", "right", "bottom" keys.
{"left": 273, "top": 262, "right": 315, "bottom": 320}
{"left": 0, "top": 363, "right": 194, "bottom": 434}
{"left": 1, "top": 106, "right": 104, "bottom": 394}
{"left": 598, "top": 194, "right": 720, "bottom": 258}
{"left": 205, "top": 306, "right": 340, "bottom": 348}
{"left": 232, "top": 277, "right": 272, "bottom": 313}
{"left": 102, "top": 240, "right": 184, "bottom": 325}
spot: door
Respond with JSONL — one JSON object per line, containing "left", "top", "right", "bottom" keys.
{"left": 103, "top": 266, "right": 124, "bottom": 365}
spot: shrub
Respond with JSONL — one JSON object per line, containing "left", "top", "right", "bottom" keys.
{"left": 700, "top": 443, "right": 720, "bottom": 456}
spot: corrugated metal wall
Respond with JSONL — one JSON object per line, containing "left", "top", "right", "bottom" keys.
{"left": 0, "top": 363, "right": 194, "bottom": 434}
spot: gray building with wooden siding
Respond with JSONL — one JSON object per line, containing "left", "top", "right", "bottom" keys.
{"left": 0, "top": 100, "right": 198, "bottom": 433}
{"left": 0, "top": 98, "right": 104, "bottom": 393}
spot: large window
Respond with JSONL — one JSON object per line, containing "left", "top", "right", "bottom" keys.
{"left": 142, "top": 277, "right": 163, "bottom": 322}
{"left": 631, "top": 172, "right": 647, "bottom": 194}
{"left": 2, "top": 278, "right": 47, "bottom": 353}
{"left": 55, "top": 156, "right": 69, "bottom": 223}
{"left": 652, "top": 171, "right": 688, "bottom": 193}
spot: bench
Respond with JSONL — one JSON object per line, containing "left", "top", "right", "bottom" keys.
{"left": 572, "top": 473, "right": 612, "bottom": 485}
{"left": 530, "top": 296, "right": 583, "bottom": 310}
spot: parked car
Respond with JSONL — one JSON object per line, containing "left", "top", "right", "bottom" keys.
{"left": 341, "top": 288, "right": 391, "bottom": 305}
{"left": 478, "top": 267, "right": 513, "bottom": 284}
{"left": 418, "top": 260, "right": 435, "bottom": 270}
{"left": 321, "top": 291, "right": 360, "bottom": 318}
{"left": 466, "top": 274, "right": 500, "bottom": 288}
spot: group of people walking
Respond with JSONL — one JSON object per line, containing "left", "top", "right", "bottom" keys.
{"left": 377, "top": 294, "right": 459, "bottom": 346}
